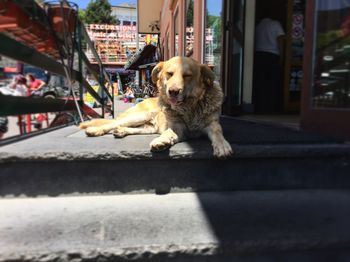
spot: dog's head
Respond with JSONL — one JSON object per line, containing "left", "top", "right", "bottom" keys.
{"left": 152, "top": 56, "right": 215, "bottom": 107}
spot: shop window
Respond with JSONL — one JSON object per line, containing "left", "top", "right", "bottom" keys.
{"left": 204, "top": 0, "right": 223, "bottom": 81}
{"left": 174, "top": 8, "right": 180, "bottom": 56}
{"left": 185, "top": 0, "right": 194, "bottom": 57}
{"left": 286, "top": 0, "right": 305, "bottom": 104}
{"left": 312, "top": 0, "right": 350, "bottom": 108}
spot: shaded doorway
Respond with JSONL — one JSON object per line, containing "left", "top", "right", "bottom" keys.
{"left": 252, "top": 0, "right": 306, "bottom": 115}
{"left": 252, "top": 0, "right": 288, "bottom": 114}
{"left": 223, "top": 0, "right": 306, "bottom": 123}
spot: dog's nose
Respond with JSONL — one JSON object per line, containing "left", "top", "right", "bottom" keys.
{"left": 168, "top": 89, "right": 180, "bottom": 97}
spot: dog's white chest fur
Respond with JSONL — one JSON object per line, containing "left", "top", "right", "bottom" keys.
{"left": 164, "top": 91, "right": 221, "bottom": 137}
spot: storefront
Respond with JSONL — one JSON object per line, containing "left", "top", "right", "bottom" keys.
{"left": 142, "top": 0, "right": 350, "bottom": 139}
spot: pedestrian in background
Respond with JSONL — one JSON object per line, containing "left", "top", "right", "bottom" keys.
{"left": 26, "top": 73, "right": 47, "bottom": 129}
{"left": 123, "top": 86, "right": 135, "bottom": 103}
{"left": 10, "top": 75, "right": 28, "bottom": 96}
{"left": 26, "top": 73, "right": 45, "bottom": 95}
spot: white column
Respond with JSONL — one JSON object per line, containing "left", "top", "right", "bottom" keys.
{"left": 242, "top": 0, "right": 255, "bottom": 105}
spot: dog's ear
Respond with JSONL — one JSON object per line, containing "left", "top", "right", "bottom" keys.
{"left": 200, "top": 64, "right": 215, "bottom": 88}
{"left": 151, "top": 62, "right": 164, "bottom": 84}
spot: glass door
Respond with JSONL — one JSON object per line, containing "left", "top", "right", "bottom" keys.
{"left": 174, "top": 7, "right": 180, "bottom": 56}
{"left": 185, "top": 0, "right": 194, "bottom": 57}
{"left": 203, "top": 0, "right": 223, "bottom": 81}
{"left": 222, "top": 0, "right": 245, "bottom": 114}
{"left": 301, "top": 0, "right": 350, "bottom": 138}
{"left": 231, "top": 0, "right": 245, "bottom": 106}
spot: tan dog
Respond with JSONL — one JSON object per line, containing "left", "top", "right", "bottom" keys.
{"left": 80, "top": 56, "right": 233, "bottom": 158}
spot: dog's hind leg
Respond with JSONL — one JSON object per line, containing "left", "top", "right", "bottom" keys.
{"left": 79, "top": 119, "right": 115, "bottom": 129}
{"left": 85, "top": 111, "right": 155, "bottom": 137}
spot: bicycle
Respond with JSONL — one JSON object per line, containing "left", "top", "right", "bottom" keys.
{"left": 141, "top": 82, "right": 157, "bottom": 98}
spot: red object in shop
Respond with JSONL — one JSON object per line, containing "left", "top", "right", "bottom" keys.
{"left": 3, "top": 67, "right": 18, "bottom": 73}
{"left": 0, "top": 1, "right": 60, "bottom": 58}
{"left": 47, "top": 5, "right": 77, "bottom": 38}
{"left": 26, "top": 115, "right": 32, "bottom": 133}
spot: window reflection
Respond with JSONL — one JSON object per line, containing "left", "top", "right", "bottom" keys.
{"left": 312, "top": 0, "right": 350, "bottom": 108}
{"left": 174, "top": 9, "right": 179, "bottom": 56}
{"left": 185, "top": 0, "right": 194, "bottom": 57}
{"left": 204, "top": 0, "right": 223, "bottom": 81}
{"left": 165, "top": 31, "right": 170, "bottom": 60}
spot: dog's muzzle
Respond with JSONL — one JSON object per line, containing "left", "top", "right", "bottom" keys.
{"left": 167, "top": 87, "right": 183, "bottom": 105}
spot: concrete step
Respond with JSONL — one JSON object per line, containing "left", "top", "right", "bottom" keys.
{"left": 1, "top": 190, "right": 350, "bottom": 262}
{"left": 1, "top": 125, "right": 350, "bottom": 197}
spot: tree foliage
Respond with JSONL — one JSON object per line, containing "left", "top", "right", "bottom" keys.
{"left": 207, "top": 15, "right": 222, "bottom": 49}
{"left": 78, "top": 9, "right": 86, "bottom": 23}
{"left": 186, "top": 0, "right": 194, "bottom": 27}
{"left": 84, "top": 0, "right": 117, "bottom": 24}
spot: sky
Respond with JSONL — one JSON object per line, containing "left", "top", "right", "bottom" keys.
{"left": 70, "top": 0, "right": 220, "bottom": 16}
{"left": 70, "top": 0, "right": 136, "bottom": 9}
{"left": 207, "top": 0, "right": 221, "bottom": 16}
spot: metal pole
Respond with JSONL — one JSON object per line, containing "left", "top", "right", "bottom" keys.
{"left": 77, "top": 20, "right": 84, "bottom": 104}
{"left": 135, "top": 2, "right": 139, "bottom": 88}
{"left": 99, "top": 67, "right": 105, "bottom": 118}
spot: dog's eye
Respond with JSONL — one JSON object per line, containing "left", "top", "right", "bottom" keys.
{"left": 183, "top": 74, "right": 192, "bottom": 78}
{"left": 166, "top": 72, "right": 173, "bottom": 78}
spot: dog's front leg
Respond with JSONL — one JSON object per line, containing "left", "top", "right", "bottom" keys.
{"left": 150, "top": 127, "right": 184, "bottom": 152}
{"left": 205, "top": 121, "right": 233, "bottom": 158}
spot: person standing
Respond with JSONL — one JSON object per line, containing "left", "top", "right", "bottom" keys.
{"left": 253, "top": 17, "right": 285, "bottom": 113}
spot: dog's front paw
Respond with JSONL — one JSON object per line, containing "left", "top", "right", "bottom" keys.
{"left": 150, "top": 137, "right": 173, "bottom": 152}
{"left": 85, "top": 126, "right": 106, "bottom": 137}
{"left": 113, "top": 126, "right": 127, "bottom": 138}
{"left": 213, "top": 139, "right": 233, "bottom": 159}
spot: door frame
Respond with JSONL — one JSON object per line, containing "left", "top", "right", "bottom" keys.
{"left": 283, "top": 0, "right": 302, "bottom": 112}
{"left": 300, "top": 0, "right": 350, "bottom": 139}
{"left": 221, "top": 0, "right": 235, "bottom": 115}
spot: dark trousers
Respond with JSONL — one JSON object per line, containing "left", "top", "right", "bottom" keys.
{"left": 253, "top": 52, "right": 283, "bottom": 113}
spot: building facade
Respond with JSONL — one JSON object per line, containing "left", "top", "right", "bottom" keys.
{"left": 85, "top": 4, "right": 144, "bottom": 66}
{"left": 111, "top": 3, "right": 137, "bottom": 26}
{"left": 138, "top": 0, "right": 350, "bottom": 139}
{"left": 85, "top": 23, "right": 139, "bottom": 65}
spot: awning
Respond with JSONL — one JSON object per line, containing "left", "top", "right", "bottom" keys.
{"left": 105, "top": 68, "right": 135, "bottom": 75}
{"left": 317, "top": 0, "right": 350, "bottom": 10}
{"left": 137, "top": 0, "right": 162, "bottom": 34}
{"left": 124, "top": 44, "right": 157, "bottom": 70}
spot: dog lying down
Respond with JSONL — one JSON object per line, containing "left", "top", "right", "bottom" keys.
{"left": 80, "top": 56, "right": 233, "bottom": 158}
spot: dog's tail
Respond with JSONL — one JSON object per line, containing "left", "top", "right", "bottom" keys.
{"left": 79, "top": 119, "right": 116, "bottom": 129}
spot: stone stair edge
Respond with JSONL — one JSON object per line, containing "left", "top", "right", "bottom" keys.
{"left": 2, "top": 190, "right": 350, "bottom": 261}
{"left": 2, "top": 240, "right": 350, "bottom": 262}
{"left": 1, "top": 143, "right": 350, "bottom": 163}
